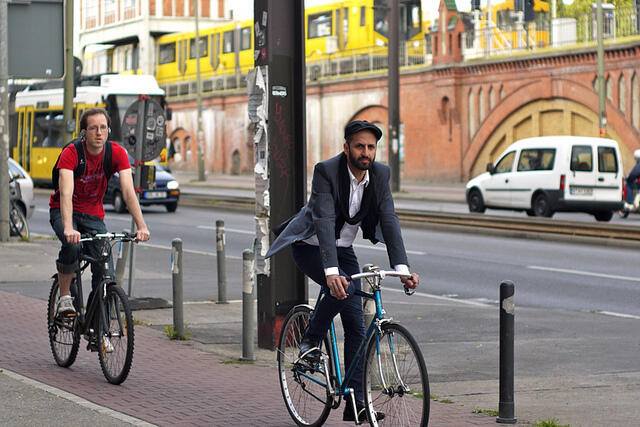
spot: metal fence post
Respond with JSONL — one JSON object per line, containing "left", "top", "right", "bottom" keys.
{"left": 242, "top": 248, "right": 255, "bottom": 361}
{"left": 216, "top": 219, "right": 228, "bottom": 303}
{"left": 114, "top": 236, "right": 130, "bottom": 286}
{"left": 497, "top": 280, "right": 517, "bottom": 424}
{"left": 172, "top": 238, "right": 184, "bottom": 337}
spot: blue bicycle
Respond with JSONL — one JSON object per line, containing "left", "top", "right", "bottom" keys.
{"left": 277, "top": 265, "right": 429, "bottom": 426}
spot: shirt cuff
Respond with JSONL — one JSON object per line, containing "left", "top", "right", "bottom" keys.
{"left": 324, "top": 267, "right": 339, "bottom": 277}
{"left": 394, "top": 264, "right": 410, "bottom": 275}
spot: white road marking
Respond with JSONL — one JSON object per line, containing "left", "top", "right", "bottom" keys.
{"left": 141, "top": 242, "right": 242, "bottom": 260}
{"left": 597, "top": 311, "right": 640, "bottom": 320}
{"left": 384, "top": 287, "right": 492, "bottom": 307}
{"left": 527, "top": 265, "right": 640, "bottom": 282}
{"left": 198, "top": 226, "right": 426, "bottom": 254}
{"left": 197, "top": 225, "right": 254, "bottom": 235}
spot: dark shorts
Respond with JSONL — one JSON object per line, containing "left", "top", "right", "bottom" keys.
{"left": 49, "top": 209, "right": 113, "bottom": 285}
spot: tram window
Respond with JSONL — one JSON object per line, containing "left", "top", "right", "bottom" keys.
{"left": 33, "top": 111, "right": 64, "bottom": 148}
{"left": 360, "top": 6, "right": 365, "bottom": 26}
{"left": 189, "top": 37, "right": 208, "bottom": 59}
{"left": 240, "top": 27, "right": 251, "bottom": 50}
{"left": 159, "top": 43, "right": 176, "bottom": 64}
{"left": 308, "top": 12, "right": 332, "bottom": 38}
{"left": 223, "top": 30, "right": 234, "bottom": 53}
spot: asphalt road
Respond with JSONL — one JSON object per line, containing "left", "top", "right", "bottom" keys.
{"left": 28, "top": 193, "right": 640, "bottom": 317}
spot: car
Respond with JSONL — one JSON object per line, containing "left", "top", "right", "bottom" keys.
{"left": 103, "top": 156, "right": 180, "bottom": 213}
{"left": 465, "top": 136, "right": 623, "bottom": 221}
{"left": 8, "top": 158, "right": 35, "bottom": 219}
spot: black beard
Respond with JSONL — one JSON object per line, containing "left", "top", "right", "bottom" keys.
{"left": 347, "top": 147, "right": 374, "bottom": 171}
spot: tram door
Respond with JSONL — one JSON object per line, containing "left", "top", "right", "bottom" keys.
{"left": 20, "top": 107, "right": 34, "bottom": 173}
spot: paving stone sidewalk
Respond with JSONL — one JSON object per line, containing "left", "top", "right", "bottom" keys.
{"left": 0, "top": 289, "right": 498, "bottom": 426}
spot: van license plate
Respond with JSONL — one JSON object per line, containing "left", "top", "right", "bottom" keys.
{"left": 145, "top": 191, "right": 166, "bottom": 199}
{"left": 570, "top": 187, "right": 593, "bottom": 196}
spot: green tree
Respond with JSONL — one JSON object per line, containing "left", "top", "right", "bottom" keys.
{"left": 563, "top": 0, "right": 634, "bottom": 16}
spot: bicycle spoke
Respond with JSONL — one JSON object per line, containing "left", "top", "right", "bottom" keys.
{"left": 278, "top": 306, "right": 332, "bottom": 426}
{"left": 364, "top": 323, "right": 429, "bottom": 426}
{"left": 98, "top": 285, "right": 134, "bottom": 384}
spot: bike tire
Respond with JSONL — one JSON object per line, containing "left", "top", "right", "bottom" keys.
{"left": 9, "top": 203, "right": 29, "bottom": 239}
{"left": 97, "top": 284, "right": 134, "bottom": 385}
{"left": 277, "top": 305, "right": 333, "bottom": 427}
{"left": 363, "top": 322, "right": 430, "bottom": 426}
{"left": 47, "top": 277, "right": 80, "bottom": 368}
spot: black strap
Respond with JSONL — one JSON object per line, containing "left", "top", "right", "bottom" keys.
{"left": 52, "top": 139, "right": 113, "bottom": 189}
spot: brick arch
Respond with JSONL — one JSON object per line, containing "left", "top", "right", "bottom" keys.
{"left": 465, "top": 78, "right": 639, "bottom": 180}
{"left": 167, "top": 127, "right": 195, "bottom": 168}
{"left": 348, "top": 105, "right": 389, "bottom": 163}
{"left": 348, "top": 105, "right": 388, "bottom": 127}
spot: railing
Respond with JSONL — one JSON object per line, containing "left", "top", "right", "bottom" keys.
{"left": 161, "top": 7, "right": 640, "bottom": 99}
{"left": 463, "top": 6, "right": 640, "bottom": 60}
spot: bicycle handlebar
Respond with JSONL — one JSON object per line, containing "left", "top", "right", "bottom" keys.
{"left": 348, "top": 270, "right": 416, "bottom": 296}
{"left": 79, "top": 232, "right": 138, "bottom": 243}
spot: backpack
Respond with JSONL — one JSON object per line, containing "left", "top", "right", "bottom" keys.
{"left": 52, "top": 138, "right": 113, "bottom": 190}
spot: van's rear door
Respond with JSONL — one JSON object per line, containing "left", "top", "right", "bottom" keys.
{"left": 565, "top": 145, "right": 596, "bottom": 201}
{"left": 594, "top": 145, "right": 622, "bottom": 202}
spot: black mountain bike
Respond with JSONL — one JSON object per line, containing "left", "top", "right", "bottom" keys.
{"left": 9, "top": 177, "right": 29, "bottom": 239}
{"left": 47, "top": 232, "right": 137, "bottom": 384}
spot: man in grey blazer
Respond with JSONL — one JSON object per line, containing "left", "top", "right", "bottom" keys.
{"left": 266, "top": 120, "right": 419, "bottom": 422}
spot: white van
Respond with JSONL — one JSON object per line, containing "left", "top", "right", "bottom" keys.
{"left": 465, "top": 136, "right": 623, "bottom": 221}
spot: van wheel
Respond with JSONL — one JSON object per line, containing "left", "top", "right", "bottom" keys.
{"left": 594, "top": 211, "right": 613, "bottom": 222}
{"left": 533, "top": 194, "right": 553, "bottom": 217}
{"left": 525, "top": 209, "right": 535, "bottom": 216}
{"left": 113, "top": 191, "right": 127, "bottom": 214}
{"left": 468, "top": 189, "right": 486, "bottom": 213}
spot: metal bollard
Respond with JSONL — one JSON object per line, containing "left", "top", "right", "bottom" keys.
{"left": 497, "top": 280, "right": 517, "bottom": 424}
{"left": 216, "top": 220, "right": 228, "bottom": 304}
{"left": 171, "top": 238, "right": 184, "bottom": 337}
{"left": 114, "top": 229, "right": 130, "bottom": 286}
{"left": 241, "top": 249, "right": 255, "bottom": 361}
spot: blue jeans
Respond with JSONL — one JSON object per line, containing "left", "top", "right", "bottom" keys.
{"left": 49, "top": 208, "right": 114, "bottom": 291}
{"left": 291, "top": 243, "right": 365, "bottom": 401}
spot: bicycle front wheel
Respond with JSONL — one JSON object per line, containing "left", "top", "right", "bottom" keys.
{"left": 277, "top": 305, "right": 333, "bottom": 427}
{"left": 97, "top": 284, "right": 134, "bottom": 384}
{"left": 47, "top": 277, "right": 80, "bottom": 367}
{"left": 9, "top": 203, "right": 29, "bottom": 239}
{"left": 364, "top": 322, "right": 430, "bottom": 426}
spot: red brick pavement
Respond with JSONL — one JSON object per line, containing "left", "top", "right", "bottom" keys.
{"left": 0, "top": 290, "right": 496, "bottom": 426}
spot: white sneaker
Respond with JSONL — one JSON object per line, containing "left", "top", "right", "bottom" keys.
{"left": 624, "top": 202, "right": 634, "bottom": 211}
{"left": 56, "top": 295, "right": 76, "bottom": 317}
{"left": 102, "top": 337, "right": 115, "bottom": 353}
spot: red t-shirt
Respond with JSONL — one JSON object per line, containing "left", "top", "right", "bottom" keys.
{"left": 49, "top": 141, "right": 131, "bottom": 219}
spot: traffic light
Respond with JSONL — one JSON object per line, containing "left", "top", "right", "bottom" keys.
{"left": 524, "top": 0, "right": 535, "bottom": 22}
{"left": 472, "top": 0, "right": 481, "bottom": 10}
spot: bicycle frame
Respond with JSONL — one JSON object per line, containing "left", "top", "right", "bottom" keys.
{"left": 72, "top": 254, "right": 112, "bottom": 337}
{"left": 295, "top": 276, "right": 394, "bottom": 403}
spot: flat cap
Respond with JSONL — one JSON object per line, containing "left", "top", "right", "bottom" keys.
{"left": 344, "top": 120, "right": 382, "bottom": 141}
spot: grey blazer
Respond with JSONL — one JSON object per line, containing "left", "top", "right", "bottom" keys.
{"left": 265, "top": 153, "right": 409, "bottom": 271}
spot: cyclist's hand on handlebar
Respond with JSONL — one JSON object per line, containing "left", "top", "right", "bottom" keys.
{"left": 135, "top": 227, "right": 150, "bottom": 242}
{"left": 400, "top": 273, "right": 419, "bottom": 290}
{"left": 64, "top": 228, "right": 81, "bottom": 245}
{"left": 326, "top": 274, "right": 349, "bottom": 300}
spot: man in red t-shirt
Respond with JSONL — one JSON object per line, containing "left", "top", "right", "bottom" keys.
{"left": 49, "top": 107, "right": 150, "bottom": 317}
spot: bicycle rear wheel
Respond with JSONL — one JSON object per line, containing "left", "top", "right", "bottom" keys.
{"left": 9, "top": 203, "right": 29, "bottom": 239}
{"left": 277, "top": 305, "right": 333, "bottom": 427}
{"left": 364, "top": 322, "right": 430, "bottom": 426}
{"left": 47, "top": 277, "right": 80, "bottom": 367}
{"left": 97, "top": 284, "right": 134, "bottom": 384}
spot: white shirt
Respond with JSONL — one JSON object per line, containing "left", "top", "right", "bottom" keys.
{"left": 304, "top": 164, "right": 409, "bottom": 277}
